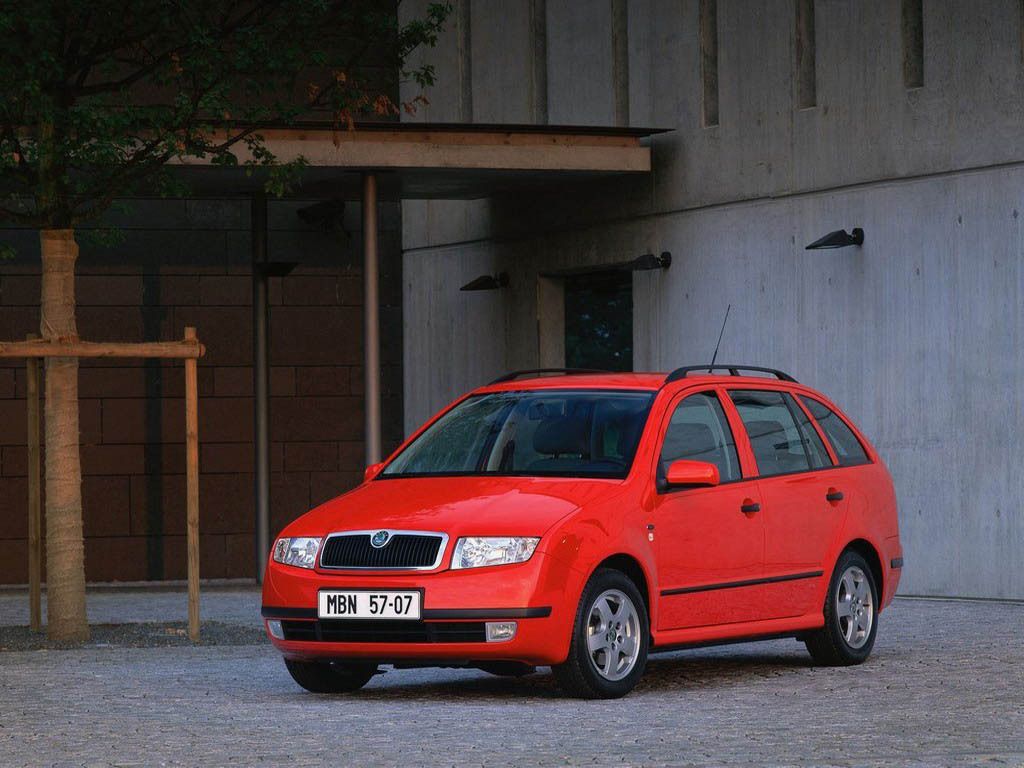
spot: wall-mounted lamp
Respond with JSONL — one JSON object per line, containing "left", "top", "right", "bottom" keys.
{"left": 460, "top": 272, "right": 509, "bottom": 291}
{"left": 629, "top": 252, "right": 672, "bottom": 271}
{"left": 805, "top": 228, "right": 864, "bottom": 250}
{"left": 539, "top": 251, "right": 673, "bottom": 279}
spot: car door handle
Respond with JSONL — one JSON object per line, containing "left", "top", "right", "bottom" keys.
{"left": 825, "top": 488, "right": 844, "bottom": 502}
{"left": 740, "top": 499, "right": 761, "bottom": 514}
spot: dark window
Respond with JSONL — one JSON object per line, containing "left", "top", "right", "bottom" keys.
{"left": 902, "top": 0, "right": 924, "bottom": 88}
{"left": 799, "top": 397, "right": 869, "bottom": 466}
{"left": 795, "top": 0, "right": 816, "bottom": 108}
{"left": 730, "top": 390, "right": 825, "bottom": 477}
{"left": 564, "top": 270, "right": 632, "bottom": 372}
{"left": 660, "top": 392, "right": 741, "bottom": 483}
{"left": 699, "top": 0, "right": 720, "bottom": 127}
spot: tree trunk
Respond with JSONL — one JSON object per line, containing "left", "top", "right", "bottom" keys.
{"left": 40, "top": 229, "right": 88, "bottom": 642}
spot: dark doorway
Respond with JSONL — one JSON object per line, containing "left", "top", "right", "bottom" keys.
{"left": 564, "top": 270, "right": 633, "bottom": 371}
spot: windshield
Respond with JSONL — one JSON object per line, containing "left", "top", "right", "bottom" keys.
{"left": 382, "top": 390, "right": 655, "bottom": 479}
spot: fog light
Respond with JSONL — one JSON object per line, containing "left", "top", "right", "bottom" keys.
{"left": 266, "top": 619, "right": 284, "bottom": 640}
{"left": 485, "top": 621, "right": 517, "bottom": 642}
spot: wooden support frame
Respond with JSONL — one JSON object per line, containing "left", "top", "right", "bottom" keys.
{"left": 1, "top": 329, "right": 205, "bottom": 639}
{"left": 26, "top": 334, "right": 42, "bottom": 632}
{"left": 184, "top": 328, "right": 201, "bottom": 641}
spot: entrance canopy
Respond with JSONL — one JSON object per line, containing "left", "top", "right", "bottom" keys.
{"left": 172, "top": 120, "right": 667, "bottom": 579}
{"left": 175, "top": 121, "right": 666, "bottom": 199}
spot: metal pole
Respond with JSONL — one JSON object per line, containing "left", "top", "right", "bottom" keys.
{"left": 252, "top": 193, "right": 271, "bottom": 582}
{"left": 26, "top": 333, "right": 41, "bottom": 632}
{"left": 184, "top": 327, "right": 200, "bottom": 641}
{"left": 362, "top": 173, "right": 382, "bottom": 464}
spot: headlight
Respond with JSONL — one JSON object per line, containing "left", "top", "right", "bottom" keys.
{"left": 451, "top": 537, "right": 540, "bottom": 569}
{"left": 272, "top": 537, "right": 322, "bottom": 569}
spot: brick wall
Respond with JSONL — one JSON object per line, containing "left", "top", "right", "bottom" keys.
{"left": 0, "top": 197, "right": 403, "bottom": 583}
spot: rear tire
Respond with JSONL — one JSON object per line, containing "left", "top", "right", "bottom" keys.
{"left": 284, "top": 659, "right": 378, "bottom": 693}
{"left": 805, "top": 550, "right": 879, "bottom": 666}
{"left": 553, "top": 568, "right": 649, "bottom": 699}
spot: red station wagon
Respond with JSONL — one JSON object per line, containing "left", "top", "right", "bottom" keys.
{"left": 262, "top": 366, "right": 903, "bottom": 698}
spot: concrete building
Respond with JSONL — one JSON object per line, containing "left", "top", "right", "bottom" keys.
{"left": 399, "top": 0, "right": 1024, "bottom": 600}
{"left": 1, "top": 1, "right": 1021, "bottom": 601}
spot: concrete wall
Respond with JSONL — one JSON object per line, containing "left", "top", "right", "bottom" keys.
{"left": 399, "top": 0, "right": 1024, "bottom": 599}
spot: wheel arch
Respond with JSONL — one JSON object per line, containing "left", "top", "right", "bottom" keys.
{"left": 594, "top": 553, "right": 653, "bottom": 621}
{"left": 841, "top": 538, "right": 884, "bottom": 603}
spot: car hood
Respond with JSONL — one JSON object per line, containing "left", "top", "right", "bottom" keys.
{"left": 285, "top": 475, "right": 625, "bottom": 539}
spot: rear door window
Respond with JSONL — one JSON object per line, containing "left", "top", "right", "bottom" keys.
{"left": 660, "top": 392, "right": 741, "bottom": 482}
{"left": 799, "top": 396, "right": 869, "bottom": 466}
{"left": 729, "top": 390, "right": 829, "bottom": 476}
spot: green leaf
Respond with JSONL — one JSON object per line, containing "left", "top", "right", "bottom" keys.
{"left": 0, "top": 0, "right": 453, "bottom": 230}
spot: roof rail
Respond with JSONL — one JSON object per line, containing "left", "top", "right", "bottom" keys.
{"left": 664, "top": 365, "right": 797, "bottom": 384}
{"left": 488, "top": 368, "right": 611, "bottom": 385}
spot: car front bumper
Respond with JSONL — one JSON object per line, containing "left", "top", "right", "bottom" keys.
{"left": 260, "top": 550, "right": 580, "bottom": 667}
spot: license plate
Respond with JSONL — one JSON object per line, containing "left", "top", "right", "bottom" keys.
{"left": 318, "top": 590, "right": 421, "bottom": 620}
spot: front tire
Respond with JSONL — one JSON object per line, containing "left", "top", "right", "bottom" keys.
{"left": 284, "top": 659, "right": 378, "bottom": 693}
{"left": 805, "top": 550, "right": 879, "bottom": 665}
{"left": 553, "top": 568, "right": 649, "bottom": 699}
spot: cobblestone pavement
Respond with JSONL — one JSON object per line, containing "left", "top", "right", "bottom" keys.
{"left": 1, "top": 596, "right": 1022, "bottom": 767}
{"left": 0, "top": 584, "right": 261, "bottom": 627}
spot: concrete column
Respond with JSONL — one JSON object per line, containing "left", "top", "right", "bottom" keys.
{"left": 251, "top": 193, "right": 271, "bottom": 582}
{"left": 363, "top": 173, "right": 382, "bottom": 465}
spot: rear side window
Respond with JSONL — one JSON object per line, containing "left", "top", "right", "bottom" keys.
{"left": 730, "top": 390, "right": 829, "bottom": 476}
{"left": 799, "top": 396, "right": 869, "bottom": 465}
{"left": 660, "top": 392, "right": 741, "bottom": 482}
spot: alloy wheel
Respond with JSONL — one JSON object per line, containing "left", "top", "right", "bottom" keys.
{"left": 836, "top": 565, "right": 874, "bottom": 649}
{"left": 586, "top": 589, "right": 642, "bottom": 681}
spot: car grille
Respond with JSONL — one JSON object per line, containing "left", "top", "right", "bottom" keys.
{"left": 280, "top": 620, "right": 487, "bottom": 644}
{"left": 319, "top": 532, "right": 444, "bottom": 570}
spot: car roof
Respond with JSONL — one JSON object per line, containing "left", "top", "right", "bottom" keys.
{"left": 477, "top": 371, "right": 803, "bottom": 394}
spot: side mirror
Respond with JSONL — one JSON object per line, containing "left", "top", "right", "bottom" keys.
{"left": 665, "top": 459, "right": 720, "bottom": 488}
{"left": 364, "top": 462, "right": 385, "bottom": 482}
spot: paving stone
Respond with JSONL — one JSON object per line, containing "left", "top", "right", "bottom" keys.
{"left": 0, "top": 595, "right": 1021, "bottom": 767}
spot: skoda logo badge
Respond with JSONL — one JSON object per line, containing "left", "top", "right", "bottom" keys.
{"left": 371, "top": 530, "right": 390, "bottom": 548}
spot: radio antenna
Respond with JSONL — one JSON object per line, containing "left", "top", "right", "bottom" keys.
{"left": 708, "top": 304, "right": 731, "bottom": 372}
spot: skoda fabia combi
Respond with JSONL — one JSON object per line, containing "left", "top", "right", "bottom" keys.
{"left": 262, "top": 365, "right": 902, "bottom": 698}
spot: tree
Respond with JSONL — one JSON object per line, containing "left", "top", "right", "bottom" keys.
{"left": 0, "top": 0, "right": 450, "bottom": 641}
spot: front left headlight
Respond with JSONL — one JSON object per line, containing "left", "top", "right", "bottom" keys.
{"left": 451, "top": 537, "right": 540, "bottom": 570}
{"left": 272, "top": 537, "right": 322, "bottom": 569}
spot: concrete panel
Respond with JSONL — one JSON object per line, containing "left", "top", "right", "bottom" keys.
{"left": 400, "top": 199, "right": 493, "bottom": 252}
{"left": 546, "top": 0, "right": 616, "bottom": 125}
{"left": 471, "top": 0, "right": 533, "bottom": 123}
{"left": 402, "top": 244, "right": 508, "bottom": 431}
{"left": 399, "top": 0, "right": 469, "bottom": 122}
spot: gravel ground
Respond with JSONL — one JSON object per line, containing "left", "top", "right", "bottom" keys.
{"left": 0, "top": 621, "right": 265, "bottom": 651}
{"left": 1, "top": 594, "right": 1022, "bottom": 767}
{"left": 0, "top": 583, "right": 261, "bottom": 627}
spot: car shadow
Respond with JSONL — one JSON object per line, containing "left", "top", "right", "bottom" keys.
{"left": 337, "top": 646, "right": 817, "bottom": 702}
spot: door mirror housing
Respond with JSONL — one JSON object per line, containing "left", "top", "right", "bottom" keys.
{"left": 665, "top": 459, "right": 720, "bottom": 488}
{"left": 364, "top": 462, "right": 385, "bottom": 482}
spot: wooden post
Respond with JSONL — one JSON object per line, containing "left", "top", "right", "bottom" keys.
{"left": 26, "top": 334, "right": 42, "bottom": 632}
{"left": 184, "top": 327, "right": 200, "bottom": 641}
